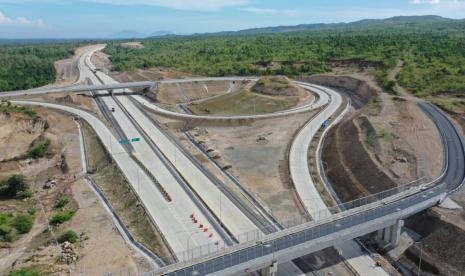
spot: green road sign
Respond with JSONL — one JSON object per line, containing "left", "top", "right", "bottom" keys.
{"left": 131, "top": 138, "right": 141, "bottom": 142}
{"left": 119, "top": 139, "right": 129, "bottom": 144}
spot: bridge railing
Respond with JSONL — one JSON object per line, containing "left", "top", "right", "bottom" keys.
{"left": 148, "top": 182, "right": 447, "bottom": 275}
{"left": 146, "top": 177, "right": 433, "bottom": 267}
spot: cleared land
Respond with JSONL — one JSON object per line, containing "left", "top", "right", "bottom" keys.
{"left": 0, "top": 106, "right": 143, "bottom": 275}
{"left": 188, "top": 89, "right": 299, "bottom": 116}
{"left": 156, "top": 81, "right": 233, "bottom": 106}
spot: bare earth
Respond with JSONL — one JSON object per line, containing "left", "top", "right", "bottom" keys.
{"left": 157, "top": 111, "right": 316, "bottom": 224}
{"left": 0, "top": 107, "right": 143, "bottom": 275}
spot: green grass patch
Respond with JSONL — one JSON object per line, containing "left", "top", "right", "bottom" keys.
{"left": 188, "top": 89, "right": 298, "bottom": 116}
{"left": 49, "top": 210, "right": 76, "bottom": 226}
{"left": 27, "top": 138, "right": 51, "bottom": 159}
{"left": 0, "top": 212, "right": 34, "bottom": 242}
{"left": 54, "top": 196, "right": 70, "bottom": 209}
{"left": 9, "top": 268, "right": 43, "bottom": 276}
{"left": 431, "top": 97, "right": 465, "bottom": 114}
{"left": 57, "top": 230, "right": 78, "bottom": 243}
{"left": 256, "top": 76, "right": 292, "bottom": 90}
{"left": 0, "top": 102, "right": 39, "bottom": 120}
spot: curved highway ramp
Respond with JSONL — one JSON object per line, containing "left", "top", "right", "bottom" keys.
{"left": 149, "top": 101, "right": 465, "bottom": 275}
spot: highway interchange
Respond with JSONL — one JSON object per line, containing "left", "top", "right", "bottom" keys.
{"left": 5, "top": 45, "right": 465, "bottom": 275}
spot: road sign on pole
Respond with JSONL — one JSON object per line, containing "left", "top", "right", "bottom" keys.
{"left": 131, "top": 138, "right": 141, "bottom": 142}
{"left": 119, "top": 139, "right": 129, "bottom": 144}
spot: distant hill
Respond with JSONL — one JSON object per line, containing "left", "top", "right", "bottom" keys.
{"left": 149, "top": 30, "right": 174, "bottom": 37}
{"left": 109, "top": 30, "right": 147, "bottom": 39}
{"left": 192, "top": 15, "right": 462, "bottom": 37}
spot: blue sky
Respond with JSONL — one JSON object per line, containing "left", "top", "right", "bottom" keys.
{"left": 0, "top": 0, "right": 464, "bottom": 38}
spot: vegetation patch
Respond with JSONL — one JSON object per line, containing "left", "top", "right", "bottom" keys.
{"left": 0, "top": 174, "right": 32, "bottom": 199}
{"left": 57, "top": 230, "right": 78, "bottom": 243}
{"left": 252, "top": 76, "right": 299, "bottom": 96}
{"left": 9, "top": 268, "right": 43, "bottom": 276}
{"left": 431, "top": 97, "right": 465, "bottom": 114}
{"left": 188, "top": 89, "right": 298, "bottom": 116}
{"left": 27, "top": 138, "right": 51, "bottom": 159}
{"left": 0, "top": 44, "right": 74, "bottom": 91}
{"left": 49, "top": 210, "right": 76, "bottom": 226}
{"left": 54, "top": 196, "right": 70, "bottom": 209}
{"left": 104, "top": 23, "right": 465, "bottom": 97}
{"left": 0, "top": 212, "right": 34, "bottom": 242}
{"left": 0, "top": 102, "right": 39, "bottom": 121}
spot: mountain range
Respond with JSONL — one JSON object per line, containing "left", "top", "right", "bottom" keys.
{"left": 109, "top": 15, "right": 464, "bottom": 40}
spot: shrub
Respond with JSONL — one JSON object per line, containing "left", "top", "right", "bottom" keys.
{"left": 28, "top": 139, "right": 51, "bottom": 159}
{"left": 55, "top": 196, "right": 70, "bottom": 209}
{"left": 0, "top": 175, "right": 30, "bottom": 199}
{"left": 57, "top": 230, "right": 78, "bottom": 243}
{"left": 50, "top": 210, "right": 76, "bottom": 225}
{"left": 9, "top": 268, "right": 42, "bottom": 276}
{"left": 12, "top": 214, "right": 34, "bottom": 234}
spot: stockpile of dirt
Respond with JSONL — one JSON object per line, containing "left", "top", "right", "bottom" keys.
{"left": 252, "top": 76, "right": 299, "bottom": 96}
{"left": 54, "top": 94, "right": 75, "bottom": 105}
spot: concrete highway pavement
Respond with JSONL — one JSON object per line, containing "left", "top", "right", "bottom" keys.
{"left": 82, "top": 49, "right": 308, "bottom": 275}
{"left": 11, "top": 100, "right": 216, "bottom": 261}
{"left": 96, "top": 70, "right": 260, "bottom": 236}
{"left": 77, "top": 48, "right": 236, "bottom": 257}
{"left": 289, "top": 84, "right": 389, "bottom": 275}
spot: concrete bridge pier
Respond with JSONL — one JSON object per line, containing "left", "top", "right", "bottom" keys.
{"left": 376, "top": 219, "right": 404, "bottom": 249}
{"left": 259, "top": 261, "right": 278, "bottom": 276}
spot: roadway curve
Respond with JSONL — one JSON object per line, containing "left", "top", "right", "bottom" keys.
{"left": 132, "top": 81, "right": 329, "bottom": 121}
{"left": 289, "top": 84, "right": 388, "bottom": 275}
{"left": 156, "top": 94, "right": 465, "bottom": 276}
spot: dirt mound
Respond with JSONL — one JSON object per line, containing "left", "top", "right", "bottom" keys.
{"left": 252, "top": 76, "right": 299, "bottom": 96}
{"left": 54, "top": 94, "right": 75, "bottom": 105}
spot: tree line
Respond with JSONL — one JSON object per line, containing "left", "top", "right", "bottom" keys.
{"left": 0, "top": 44, "right": 74, "bottom": 91}
{"left": 104, "top": 27, "right": 465, "bottom": 96}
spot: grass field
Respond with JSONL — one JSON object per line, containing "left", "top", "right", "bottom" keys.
{"left": 188, "top": 89, "right": 298, "bottom": 116}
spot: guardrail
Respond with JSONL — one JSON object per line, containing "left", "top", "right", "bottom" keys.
{"left": 151, "top": 183, "right": 447, "bottom": 275}
{"left": 76, "top": 119, "right": 166, "bottom": 268}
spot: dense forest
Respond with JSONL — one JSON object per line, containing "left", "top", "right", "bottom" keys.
{"left": 105, "top": 23, "right": 465, "bottom": 97}
{"left": 0, "top": 44, "right": 74, "bottom": 91}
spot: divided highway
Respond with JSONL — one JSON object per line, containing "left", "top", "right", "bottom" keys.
{"left": 78, "top": 47, "right": 239, "bottom": 257}
{"left": 83, "top": 50, "right": 307, "bottom": 275}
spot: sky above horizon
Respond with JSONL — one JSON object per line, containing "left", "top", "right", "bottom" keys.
{"left": 0, "top": 0, "right": 465, "bottom": 38}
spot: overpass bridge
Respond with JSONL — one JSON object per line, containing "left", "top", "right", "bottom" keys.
{"left": 147, "top": 102, "right": 465, "bottom": 276}
{"left": 0, "top": 77, "right": 258, "bottom": 98}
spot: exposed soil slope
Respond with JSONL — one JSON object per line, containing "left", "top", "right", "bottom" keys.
{"left": 318, "top": 74, "right": 443, "bottom": 202}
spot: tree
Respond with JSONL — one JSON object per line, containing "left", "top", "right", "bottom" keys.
{"left": 0, "top": 175, "right": 30, "bottom": 199}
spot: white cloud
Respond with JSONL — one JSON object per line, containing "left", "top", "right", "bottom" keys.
{"left": 412, "top": 0, "right": 465, "bottom": 5}
{"left": 86, "top": 0, "right": 249, "bottom": 11}
{"left": 240, "top": 7, "right": 302, "bottom": 16}
{"left": 0, "top": 11, "right": 46, "bottom": 27}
